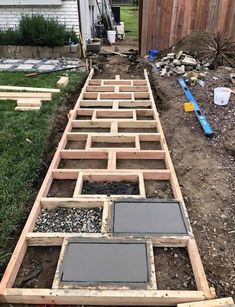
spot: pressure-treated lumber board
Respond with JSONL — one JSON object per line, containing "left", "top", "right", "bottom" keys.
{"left": 57, "top": 76, "right": 69, "bottom": 88}
{"left": 0, "top": 92, "right": 52, "bottom": 100}
{"left": 2, "top": 288, "right": 206, "bottom": 305}
{"left": 0, "top": 85, "right": 60, "bottom": 93}
{"left": 17, "top": 99, "right": 42, "bottom": 108}
{"left": 15, "top": 106, "right": 41, "bottom": 111}
{"left": 25, "top": 232, "right": 190, "bottom": 247}
{"left": 177, "top": 297, "right": 234, "bottom": 306}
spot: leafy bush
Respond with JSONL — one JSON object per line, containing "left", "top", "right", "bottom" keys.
{"left": 0, "top": 15, "right": 79, "bottom": 46}
{"left": 0, "top": 28, "right": 20, "bottom": 45}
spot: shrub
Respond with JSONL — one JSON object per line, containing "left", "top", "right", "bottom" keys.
{"left": 0, "top": 28, "right": 20, "bottom": 45}
{"left": 0, "top": 15, "right": 79, "bottom": 47}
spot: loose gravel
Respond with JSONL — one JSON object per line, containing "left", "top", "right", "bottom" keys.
{"left": 34, "top": 208, "right": 102, "bottom": 233}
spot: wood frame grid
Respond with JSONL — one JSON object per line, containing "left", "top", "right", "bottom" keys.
{"left": 0, "top": 70, "right": 215, "bottom": 305}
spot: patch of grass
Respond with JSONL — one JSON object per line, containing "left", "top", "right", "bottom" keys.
{"left": 121, "top": 6, "right": 139, "bottom": 39}
{"left": 0, "top": 71, "right": 84, "bottom": 271}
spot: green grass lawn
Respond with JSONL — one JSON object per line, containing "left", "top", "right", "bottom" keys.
{"left": 121, "top": 6, "right": 138, "bottom": 39}
{"left": 0, "top": 71, "right": 84, "bottom": 271}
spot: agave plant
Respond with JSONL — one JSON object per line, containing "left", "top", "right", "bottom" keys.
{"left": 198, "top": 32, "right": 235, "bottom": 68}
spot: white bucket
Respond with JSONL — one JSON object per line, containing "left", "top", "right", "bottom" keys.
{"left": 107, "top": 30, "right": 116, "bottom": 44}
{"left": 214, "top": 87, "right": 232, "bottom": 106}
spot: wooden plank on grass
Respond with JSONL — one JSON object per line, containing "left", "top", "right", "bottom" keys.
{"left": 0, "top": 85, "right": 60, "bottom": 93}
{"left": 0, "top": 92, "right": 52, "bottom": 100}
{"left": 57, "top": 77, "right": 69, "bottom": 88}
{"left": 17, "top": 99, "right": 42, "bottom": 107}
{"left": 15, "top": 106, "right": 40, "bottom": 111}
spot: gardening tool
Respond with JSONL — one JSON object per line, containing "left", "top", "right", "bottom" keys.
{"left": 178, "top": 78, "right": 214, "bottom": 136}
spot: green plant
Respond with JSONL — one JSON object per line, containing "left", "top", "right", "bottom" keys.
{"left": 0, "top": 28, "right": 20, "bottom": 45}
{"left": 19, "top": 15, "right": 66, "bottom": 46}
{"left": 0, "top": 15, "right": 79, "bottom": 46}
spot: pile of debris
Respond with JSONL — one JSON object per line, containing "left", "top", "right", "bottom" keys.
{"left": 155, "top": 51, "right": 210, "bottom": 77}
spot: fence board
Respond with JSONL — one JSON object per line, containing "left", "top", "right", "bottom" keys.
{"left": 140, "top": 0, "right": 235, "bottom": 55}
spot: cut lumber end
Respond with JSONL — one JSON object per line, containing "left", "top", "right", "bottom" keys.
{"left": 177, "top": 297, "right": 234, "bottom": 307}
{"left": 57, "top": 76, "right": 69, "bottom": 88}
{"left": 15, "top": 106, "right": 40, "bottom": 111}
{"left": 17, "top": 99, "right": 42, "bottom": 107}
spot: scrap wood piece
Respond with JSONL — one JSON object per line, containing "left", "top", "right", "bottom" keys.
{"left": 15, "top": 106, "right": 40, "bottom": 111}
{"left": 177, "top": 297, "right": 234, "bottom": 307}
{"left": 0, "top": 92, "right": 52, "bottom": 101}
{"left": 57, "top": 76, "right": 69, "bottom": 88}
{"left": 0, "top": 85, "right": 60, "bottom": 93}
{"left": 102, "top": 48, "right": 128, "bottom": 57}
{"left": 17, "top": 99, "right": 42, "bottom": 108}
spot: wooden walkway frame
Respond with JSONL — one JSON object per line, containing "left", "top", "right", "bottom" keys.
{"left": 0, "top": 70, "right": 215, "bottom": 305}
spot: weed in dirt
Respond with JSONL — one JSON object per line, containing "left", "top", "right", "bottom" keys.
{"left": 0, "top": 71, "right": 84, "bottom": 272}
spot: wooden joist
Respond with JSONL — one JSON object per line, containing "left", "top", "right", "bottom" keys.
{"left": 177, "top": 297, "right": 234, "bottom": 307}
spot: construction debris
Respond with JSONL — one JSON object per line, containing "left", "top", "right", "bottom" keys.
{"left": 155, "top": 51, "right": 210, "bottom": 77}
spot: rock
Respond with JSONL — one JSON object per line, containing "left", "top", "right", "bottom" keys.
{"left": 166, "top": 53, "right": 175, "bottom": 59}
{"left": 156, "top": 61, "right": 165, "bottom": 68}
{"left": 230, "top": 73, "right": 235, "bottom": 84}
{"left": 203, "top": 62, "right": 210, "bottom": 67}
{"left": 182, "top": 56, "right": 197, "bottom": 66}
{"left": 176, "top": 50, "right": 184, "bottom": 60}
{"left": 172, "top": 59, "right": 181, "bottom": 66}
{"left": 160, "top": 68, "right": 167, "bottom": 77}
{"left": 174, "top": 65, "right": 185, "bottom": 75}
{"left": 195, "top": 63, "right": 202, "bottom": 70}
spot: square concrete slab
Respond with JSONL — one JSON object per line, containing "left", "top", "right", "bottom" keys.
{"left": 110, "top": 200, "right": 188, "bottom": 235}
{"left": 24, "top": 59, "right": 42, "bottom": 64}
{"left": 38, "top": 65, "right": 56, "bottom": 71}
{"left": 61, "top": 240, "right": 149, "bottom": 286}
{"left": 4, "top": 59, "right": 21, "bottom": 64}
{"left": 45, "top": 60, "right": 59, "bottom": 65}
{"left": 15, "top": 64, "right": 34, "bottom": 70}
{"left": 0, "top": 64, "right": 13, "bottom": 69}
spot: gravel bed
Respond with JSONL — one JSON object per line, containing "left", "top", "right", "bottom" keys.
{"left": 34, "top": 208, "right": 102, "bottom": 233}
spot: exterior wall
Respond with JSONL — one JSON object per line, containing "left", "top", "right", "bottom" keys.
{"left": 0, "top": 0, "right": 79, "bottom": 32}
{"left": 78, "top": 0, "right": 101, "bottom": 48}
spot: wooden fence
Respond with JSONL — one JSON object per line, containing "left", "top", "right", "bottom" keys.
{"left": 139, "top": 0, "right": 235, "bottom": 55}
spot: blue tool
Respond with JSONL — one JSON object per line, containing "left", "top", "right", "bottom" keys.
{"left": 178, "top": 78, "right": 214, "bottom": 137}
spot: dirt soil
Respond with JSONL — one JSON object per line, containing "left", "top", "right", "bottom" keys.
{"left": 14, "top": 247, "right": 60, "bottom": 289}
{"left": 151, "top": 67, "right": 235, "bottom": 298}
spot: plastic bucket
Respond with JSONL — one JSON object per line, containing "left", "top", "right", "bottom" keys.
{"left": 214, "top": 87, "right": 232, "bottom": 106}
{"left": 107, "top": 30, "right": 116, "bottom": 44}
{"left": 149, "top": 49, "right": 159, "bottom": 61}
